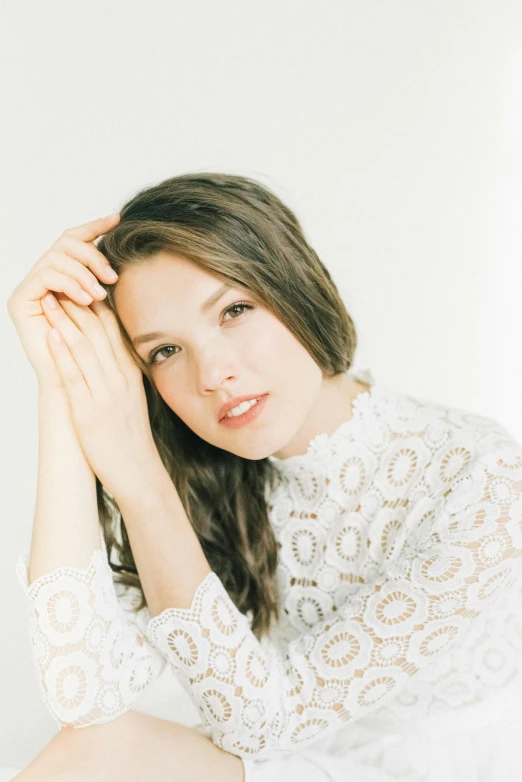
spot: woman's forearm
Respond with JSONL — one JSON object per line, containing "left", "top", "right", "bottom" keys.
{"left": 114, "top": 462, "right": 211, "bottom": 616}
{"left": 28, "top": 386, "right": 102, "bottom": 584}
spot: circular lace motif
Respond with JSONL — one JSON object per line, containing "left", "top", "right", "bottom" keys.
{"left": 430, "top": 589, "right": 466, "bottom": 619}
{"left": 410, "top": 543, "right": 475, "bottom": 594}
{"left": 311, "top": 677, "right": 350, "bottom": 709}
{"left": 209, "top": 646, "right": 237, "bottom": 681}
{"left": 368, "top": 507, "right": 407, "bottom": 566}
{"left": 406, "top": 617, "right": 467, "bottom": 662}
{"left": 284, "top": 584, "right": 333, "bottom": 631}
{"left": 312, "top": 619, "right": 372, "bottom": 675}
{"left": 339, "top": 455, "right": 368, "bottom": 497}
{"left": 245, "top": 649, "right": 270, "bottom": 688}
{"left": 373, "top": 637, "right": 407, "bottom": 667}
{"left": 347, "top": 666, "right": 409, "bottom": 718}
{"left": 316, "top": 563, "right": 342, "bottom": 593}
{"left": 466, "top": 560, "right": 521, "bottom": 611}
{"left": 166, "top": 627, "right": 200, "bottom": 667}
{"left": 443, "top": 498, "right": 499, "bottom": 544}
{"left": 330, "top": 512, "right": 368, "bottom": 574}
{"left": 290, "top": 714, "right": 330, "bottom": 744}
{"left": 44, "top": 651, "right": 98, "bottom": 722}
{"left": 96, "top": 680, "right": 120, "bottom": 716}
{"left": 201, "top": 687, "right": 234, "bottom": 725}
{"left": 315, "top": 496, "right": 344, "bottom": 530}
{"left": 279, "top": 519, "right": 325, "bottom": 577}
{"left": 424, "top": 421, "right": 452, "bottom": 451}
{"left": 364, "top": 579, "right": 428, "bottom": 638}
{"left": 211, "top": 594, "right": 238, "bottom": 637}
{"left": 489, "top": 475, "right": 517, "bottom": 505}
{"left": 85, "top": 618, "right": 107, "bottom": 653}
{"left": 242, "top": 699, "right": 265, "bottom": 729}
{"left": 387, "top": 447, "right": 419, "bottom": 487}
{"left": 38, "top": 580, "right": 92, "bottom": 646}
{"left": 376, "top": 437, "right": 431, "bottom": 500}
{"left": 477, "top": 532, "right": 507, "bottom": 568}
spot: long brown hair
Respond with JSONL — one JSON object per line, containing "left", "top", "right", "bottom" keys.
{"left": 95, "top": 173, "right": 358, "bottom": 639}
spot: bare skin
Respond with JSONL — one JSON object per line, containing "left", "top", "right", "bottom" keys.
{"left": 11, "top": 709, "right": 245, "bottom": 781}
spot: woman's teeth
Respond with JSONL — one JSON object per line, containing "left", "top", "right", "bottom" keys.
{"left": 226, "top": 398, "right": 259, "bottom": 417}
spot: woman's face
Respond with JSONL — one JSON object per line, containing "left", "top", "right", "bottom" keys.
{"left": 113, "top": 251, "right": 326, "bottom": 460}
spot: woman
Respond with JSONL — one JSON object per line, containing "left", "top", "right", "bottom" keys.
{"left": 8, "top": 173, "right": 522, "bottom": 781}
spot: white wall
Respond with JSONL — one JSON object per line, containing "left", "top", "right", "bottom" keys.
{"left": 2, "top": 0, "right": 522, "bottom": 769}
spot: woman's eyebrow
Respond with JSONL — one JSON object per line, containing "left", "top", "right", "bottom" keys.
{"left": 131, "top": 283, "right": 232, "bottom": 348}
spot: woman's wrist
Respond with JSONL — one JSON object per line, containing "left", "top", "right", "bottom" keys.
{"left": 37, "top": 381, "right": 68, "bottom": 403}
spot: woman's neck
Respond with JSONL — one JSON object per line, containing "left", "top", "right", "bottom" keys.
{"left": 272, "top": 373, "right": 371, "bottom": 460}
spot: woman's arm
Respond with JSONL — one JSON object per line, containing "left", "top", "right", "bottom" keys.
{"left": 9, "top": 216, "right": 167, "bottom": 727}
{"left": 17, "top": 385, "right": 167, "bottom": 728}
{"left": 36, "top": 290, "right": 213, "bottom": 615}
{"left": 5, "top": 212, "right": 122, "bottom": 577}
{"left": 28, "top": 385, "right": 101, "bottom": 582}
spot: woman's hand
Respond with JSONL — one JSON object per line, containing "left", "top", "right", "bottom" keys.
{"left": 7, "top": 214, "right": 121, "bottom": 391}
{"left": 40, "top": 292, "right": 160, "bottom": 501}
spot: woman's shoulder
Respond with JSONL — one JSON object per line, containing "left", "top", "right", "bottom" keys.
{"left": 368, "top": 381, "right": 522, "bottom": 519}
{"left": 265, "top": 368, "right": 522, "bottom": 509}
{"left": 371, "top": 376, "right": 520, "bottom": 455}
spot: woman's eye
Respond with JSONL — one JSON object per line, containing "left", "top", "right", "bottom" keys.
{"left": 223, "top": 302, "right": 255, "bottom": 320}
{"left": 149, "top": 345, "right": 177, "bottom": 365}
{"left": 148, "top": 302, "right": 255, "bottom": 366}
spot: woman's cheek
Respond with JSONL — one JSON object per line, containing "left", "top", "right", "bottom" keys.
{"left": 154, "top": 375, "right": 184, "bottom": 416}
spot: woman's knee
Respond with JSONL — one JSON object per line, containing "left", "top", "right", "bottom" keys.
{"left": 11, "top": 710, "right": 154, "bottom": 781}
{"left": 13, "top": 710, "right": 245, "bottom": 782}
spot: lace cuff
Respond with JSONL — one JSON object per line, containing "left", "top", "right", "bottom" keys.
{"left": 145, "top": 570, "right": 283, "bottom": 758}
{"left": 16, "top": 543, "right": 166, "bottom": 728}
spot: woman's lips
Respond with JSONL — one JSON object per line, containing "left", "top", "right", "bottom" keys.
{"left": 219, "top": 393, "right": 269, "bottom": 429}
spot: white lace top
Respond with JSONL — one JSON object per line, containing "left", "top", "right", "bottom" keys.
{"left": 16, "top": 368, "right": 522, "bottom": 764}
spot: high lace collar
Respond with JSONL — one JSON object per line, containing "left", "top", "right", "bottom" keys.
{"left": 267, "top": 366, "right": 380, "bottom": 475}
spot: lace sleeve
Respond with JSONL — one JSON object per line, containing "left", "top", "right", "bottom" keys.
{"left": 145, "top": 440, "right": 522, "bottom": 761}
{"left": 16, "top": 532, "right": 166, "bottom": 729}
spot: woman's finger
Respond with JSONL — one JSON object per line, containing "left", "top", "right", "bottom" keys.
{"left": 41, "top": 293, "right": 110, "bottom": 399}
{"left": 57, "top": 295, "right": 129, "bottom": 390}
{"left": 89, "top": 299, "right": 145, "bottom": 381}
{"left": 39, "top": 249, "right": 114, "bottom": 303}
{"left": 51, "top": 233, "right": 119, "bottom": 285}
{"left": 34, "top": 266, "right": 96, "bottom": 306}
{"left": 60, "top": 213, "right": 120, "bottom": 244}
{"left": 46, "top": 326, "right": 91, "bottom": 413}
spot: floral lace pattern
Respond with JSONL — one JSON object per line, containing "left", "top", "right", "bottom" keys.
{"left": 16, "top": 533, "right": 166, "bottom": 728}
{"left": 145, "top": 371, "right": 522, "bottom": 760}
{"left": 16, "top": 368, "right": 522, "bottom": 762}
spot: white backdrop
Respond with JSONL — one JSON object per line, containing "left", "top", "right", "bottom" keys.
{"left": 2, "top": 0, "right": 522, "bottom": 771}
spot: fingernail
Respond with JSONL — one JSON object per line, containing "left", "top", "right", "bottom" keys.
{"left": 79, "top": 291, "right": 93, "bottom": 304}
{"left": 105, "top": 268, "right": 119, "bottom": 281}
{"left": 44, "top": 293, "right": 58, "bottom": 309}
